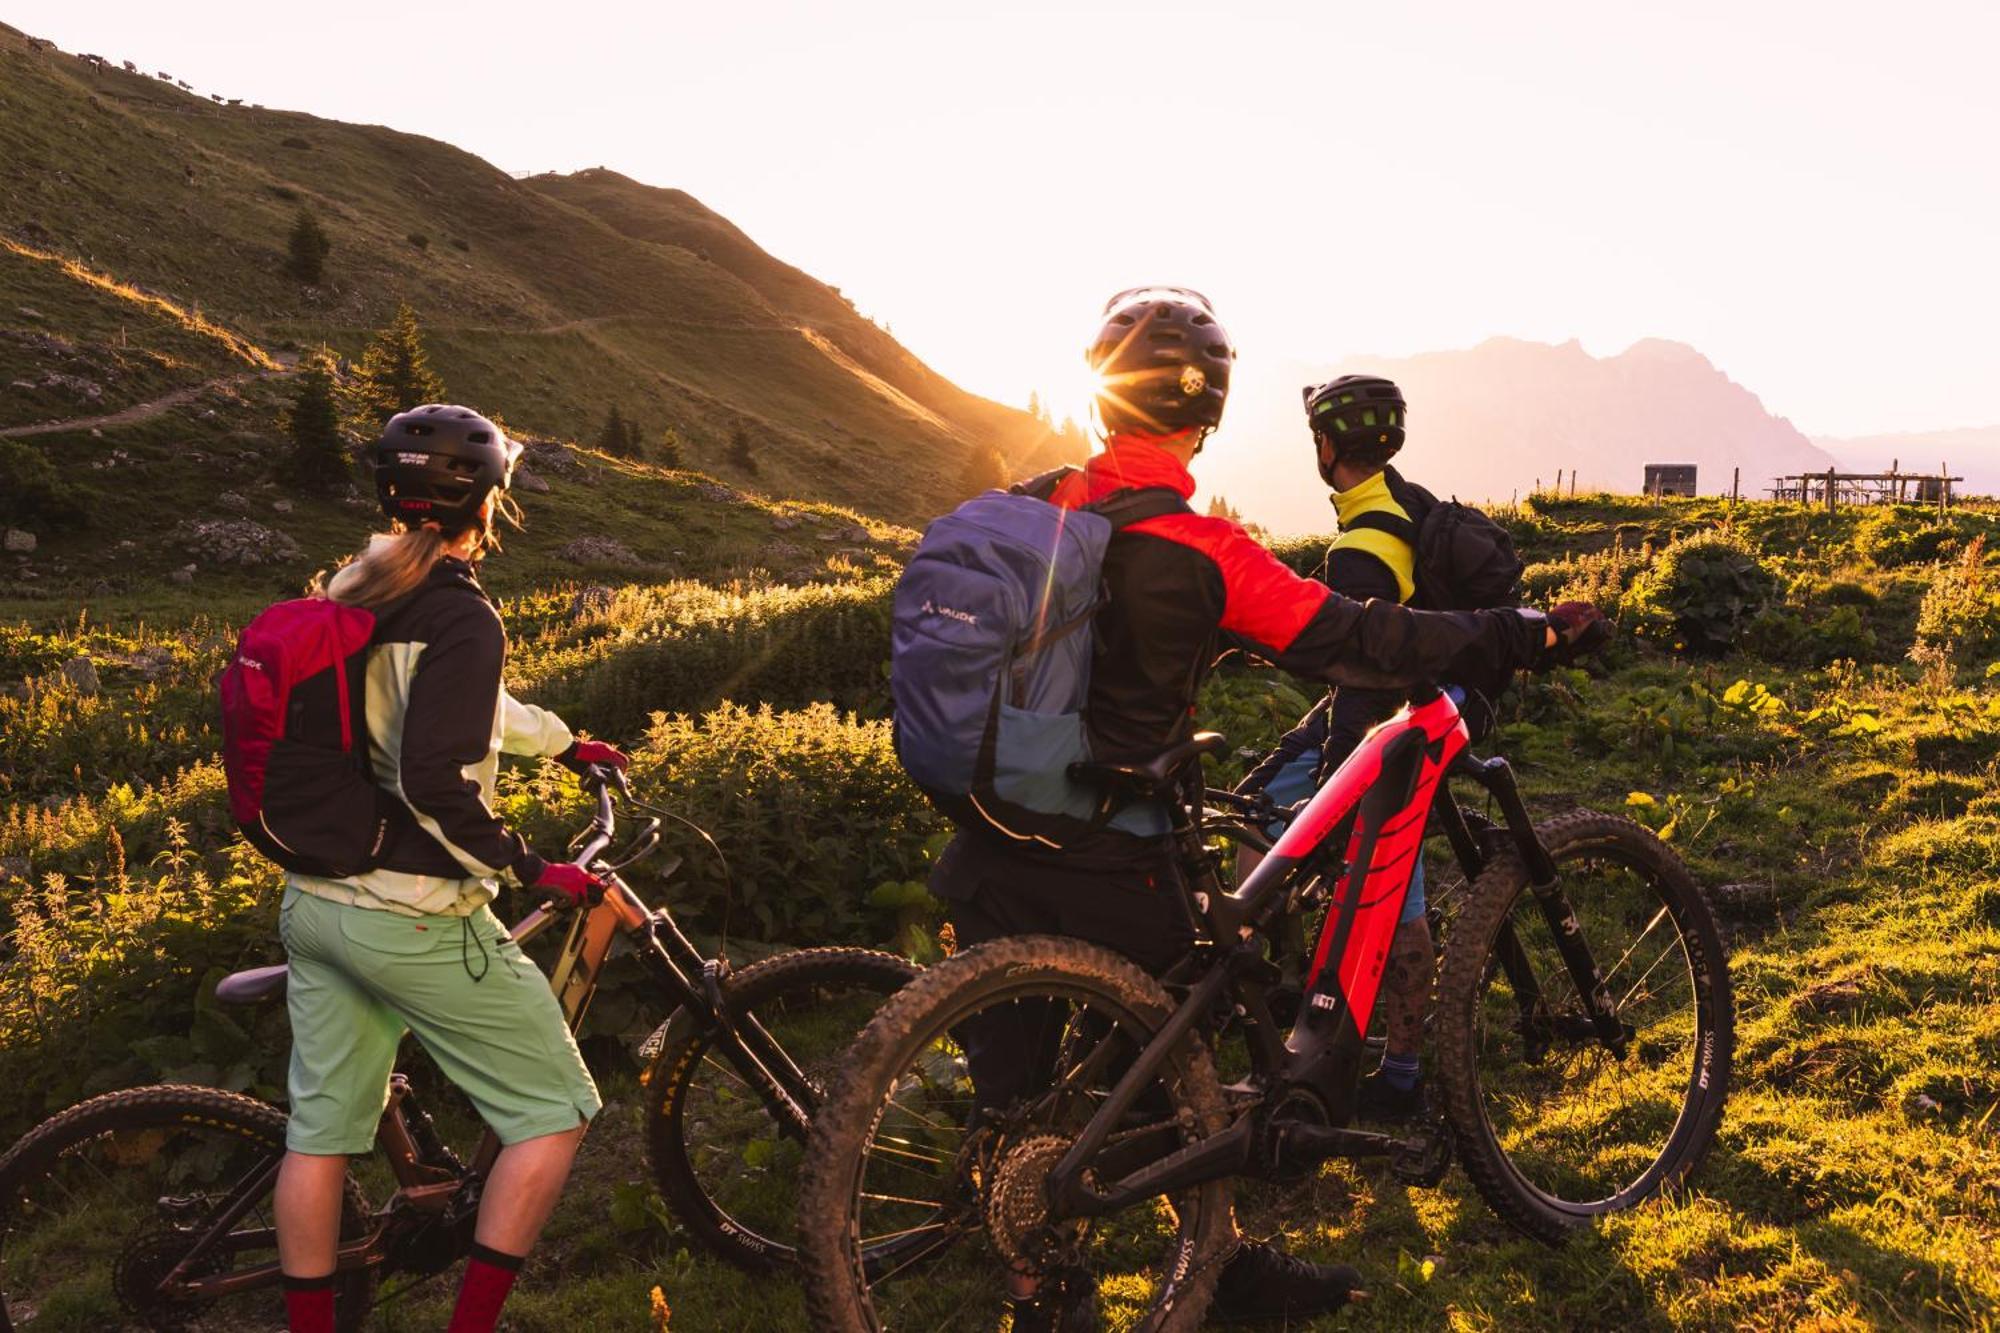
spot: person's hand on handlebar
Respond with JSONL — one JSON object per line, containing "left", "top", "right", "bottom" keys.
{"left": 1538, "top": 601, "right": 1612, "bottom": 667}
{"left": 557, "top": 737, "right": 630, "bottom": 775}
{"left": 530, "top": 861, "right": 606, "bottom": 910}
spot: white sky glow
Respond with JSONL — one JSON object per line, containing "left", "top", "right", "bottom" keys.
{"left": 14, "top": 0, "right": 1999, "bottom": 437}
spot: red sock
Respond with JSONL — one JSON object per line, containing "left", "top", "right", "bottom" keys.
{"left": 447, "top": 1242, "right": 526, "bottom": 1333}
{"left": 283, "top": 1273, "right": 337, "bottom": 1333}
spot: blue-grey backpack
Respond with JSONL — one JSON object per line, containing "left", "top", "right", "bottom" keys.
{"left": 889, "top": 466, "right": 1189, "bottom": 847}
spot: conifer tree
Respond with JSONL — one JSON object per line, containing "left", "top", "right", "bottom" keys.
{"left": 657, "top": 427, "right": 685, "bottom": 468}
{"left": 351, "top": 304, "right": 445, "bottom": 423}
{"left": 286, "top": 207, "right": 331, "bottom": 284}
{"left": 598, "top": 405, "right": 630, "bottom": 456}
{"left": 284, "top": 347, "right": 348, "bottom": 485}
{"left": 958, "top": 443, "right": 1008, "bottom": 497}
{"left": 728, "top": 426, "right": 759, "bottom": 475}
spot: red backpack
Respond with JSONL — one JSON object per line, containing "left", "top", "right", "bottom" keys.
{"left": 219, "top": 598, "right": 396, "bottom": 877}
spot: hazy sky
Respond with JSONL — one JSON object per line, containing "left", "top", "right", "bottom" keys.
{"left": 14, "top": 1, "right": 1998, "bottom": 436}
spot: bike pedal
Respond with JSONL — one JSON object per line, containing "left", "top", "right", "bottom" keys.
{"left": 1389, "top": 1125, "right": 1452, "bottom": 1187}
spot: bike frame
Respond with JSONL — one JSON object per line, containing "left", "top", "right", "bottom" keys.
{"left": 164, "top": 771, "right": 821, "bottom": 1299}
{"left": 1042, "top": 686, "right": 1620, "bottom": 1221}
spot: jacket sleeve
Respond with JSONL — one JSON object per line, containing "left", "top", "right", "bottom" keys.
{"left": 500, "top": 691, "right": 574, "bottom": 758}
{"left": 1206, "top": 522, "right": 1546, "bottom": 690}
{"left": 395, "top": 602, "right": 543, "bottom": 883}
{"left": 1238, "top": 695, "right": 1331, "bottom": 794}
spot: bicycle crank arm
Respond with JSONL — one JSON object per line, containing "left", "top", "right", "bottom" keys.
{"left": 1264, "top": 1120, "right": 1402, "bottom": 1175}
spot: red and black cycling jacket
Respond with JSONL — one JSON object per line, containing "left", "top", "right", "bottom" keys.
{"left": 1049, "top": 438, "right": 1545, "bottom": 763}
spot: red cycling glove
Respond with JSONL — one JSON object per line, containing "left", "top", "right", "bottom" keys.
{"left": 531, "top": 861, "right": 606, "bottom": 910}
{"left": 558, "top": 738, "right": 630, "bottom": 775}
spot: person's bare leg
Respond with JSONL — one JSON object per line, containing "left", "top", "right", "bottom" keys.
{"left": 275, "top": 1151, "right": 348, "bottom": 1275}
{"left": 473, "top": 1123, "right": 587, "bottom": 1254}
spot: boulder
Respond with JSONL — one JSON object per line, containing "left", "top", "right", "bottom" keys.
{"left": 169, "top": 565, "right": 196, "bottom": 585}
{"left": 557, "top": 536, "right": 641, "bottom": 567}
{"left": 3, "top": 529, "right": 34, "bottom": 553}
{"left": 170, "top": 518, "right": 304, "bottom": 568}
{"left": 839, "top": 524, "right": 872, "bottom": 543}
{"left": 696, "top": 483, "right": 743, "bottom": 503}
{"left": 568, "top": 586, "right": 615, "bottom": 619}
{"left": 514, "top": 468, "right": 551, "bottom": 494}
{"left": 59, "top": 656, "right": 100, "bottom": 696}
{"left": 272, "top": 499, "right": 294, "bottom": 513}
{"left": 521, "top": 441, "right": 582, "bottom": 476}
{"left": 770, "top": 514, "right": 802, "bottom": 532}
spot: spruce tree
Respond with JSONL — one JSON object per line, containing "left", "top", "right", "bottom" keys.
{"left": 656, "top": 427, "right": 684, "bottom": 468}
{"left": 351, "top": 304, "right": 446, "bottom": 423}
{"left": 284, "top": 348, "right": 348, "bottom": 485}
{"left": 598, "top": 405, "right": 629, "bottom": 456}
{"left": 286, "top": 207, "right": 331, "bottom": 284}
{"left": 957, "top": 443, "right": 1007, "bottom": 497}
{"left": 728, "top": 426, "right": 759, "bottom": 475}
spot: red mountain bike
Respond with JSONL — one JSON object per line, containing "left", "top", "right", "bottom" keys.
{"left": 0, "top": 770, "right": 918, "bottom": 1330}
{"left": 798, "top": 685, "right": 1734, "bottom": 1331}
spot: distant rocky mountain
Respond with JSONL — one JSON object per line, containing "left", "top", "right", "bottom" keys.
{"left": 1212, "top": 337, "right": 1839, "bottom": 534}
{"left": 1814, "top": 426, "right": 2000, "bottom": 500}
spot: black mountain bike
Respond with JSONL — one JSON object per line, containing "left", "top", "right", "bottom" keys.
{"left": 0, "top": 769, "right": 917, "bottom": 1330}
{"left": 798, "top": 686, "right": 1734, "bottom": 1330}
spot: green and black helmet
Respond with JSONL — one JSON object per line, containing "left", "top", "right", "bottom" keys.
{"left": 1086, "top": 287, "right": 1236, "bottom": 438}
{"left": 367, "top": 404, "right": 520, "bottom": 531}
{"left": 1302, "top": 374, "right": 1405, "bottom": 485}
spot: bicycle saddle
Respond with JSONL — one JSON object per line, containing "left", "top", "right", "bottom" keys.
{"left": 215, "top": 963, "right": 289, "bottom": 1005}
{"left": 1068, "top": 731, "right": 1229, "bottom": 799}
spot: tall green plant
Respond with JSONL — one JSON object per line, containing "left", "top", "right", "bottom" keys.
{"left": 283, "top": 347, "right": 347, "bottom": 486}
{"left": 350, "top": 303, "right": 446, "bottom": 423}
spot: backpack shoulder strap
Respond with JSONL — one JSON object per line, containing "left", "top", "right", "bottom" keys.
{"left": 1087, "top": 485, "right": 1191, "bottom": 530}
{"left": 1340, "top": 508, "right": 1419, "bottom": 545}
{"left": 1009, "top": 465, "right": 1080, "bottom": 502}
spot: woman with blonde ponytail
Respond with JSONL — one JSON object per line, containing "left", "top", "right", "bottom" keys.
{"left": 274, "top": 405, "right": 629, "bottom": 1333}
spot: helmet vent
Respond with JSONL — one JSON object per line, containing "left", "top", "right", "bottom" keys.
{"left": 466, "top": 430, "right": 491, "bottom": 444}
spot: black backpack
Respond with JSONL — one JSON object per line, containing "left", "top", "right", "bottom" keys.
{"left": 1333, "top": 469, "right": 1526, "bottom": 732}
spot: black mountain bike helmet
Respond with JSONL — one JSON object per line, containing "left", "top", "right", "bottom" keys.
{"left": 1302, "top": 374, "right": 1405, "bottom": 486}
{"left": 1086, "top": 286, "right": 1236, "bottom": 437}
{"left": 367, "top": 404, "right": 520, "bottom": 531}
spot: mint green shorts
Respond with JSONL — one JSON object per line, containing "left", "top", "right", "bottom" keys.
{"left": 279, "top": 887, "right": 601, "bottom": 1155}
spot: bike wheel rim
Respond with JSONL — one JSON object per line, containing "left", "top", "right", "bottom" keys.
{"left": 1469, "top": 845, "right": 1719, "bottom": 1214}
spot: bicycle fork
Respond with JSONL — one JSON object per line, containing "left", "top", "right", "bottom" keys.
{"left": 1457, "top": 756, "right": 1627, "bottom": 1057}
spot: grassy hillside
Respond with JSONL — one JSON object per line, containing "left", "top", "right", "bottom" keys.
{"left": 0, "top": 23, "right": 1067, "bottom": 523}
{"left": 4, "top": 494, "right": 1999, "bottom": 1327}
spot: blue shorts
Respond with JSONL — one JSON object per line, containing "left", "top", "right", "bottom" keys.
{"left": 1261, "top": 745, "right": 1428, "bottom": 925}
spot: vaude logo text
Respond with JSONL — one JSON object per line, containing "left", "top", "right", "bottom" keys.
{"left": 920, "top": 599, "right": 979, "bottom": 626}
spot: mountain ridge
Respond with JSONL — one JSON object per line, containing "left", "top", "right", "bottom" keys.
{"left": 0, "top": 23, "right": 1064, "bottom": 524}
{"left": 1215, "top": 335, "right": 1838, "bottom": 532}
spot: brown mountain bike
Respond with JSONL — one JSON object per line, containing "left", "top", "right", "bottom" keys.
{"left": 0, "top": 768, "right": 919, "bottom": 1330}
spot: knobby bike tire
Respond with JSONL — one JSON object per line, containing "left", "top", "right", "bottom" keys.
{"left": 797, "top": 934, "right": 1235, "bottom": 1333}
{"left": 0, "top": 1084, "right": 374, "bottom": 1332}
{"left": 643, "top": 946, "right": 920, "bottom": 1272}
{"left": 1433, "top": 810, "right": 1734, "bottom": 1244}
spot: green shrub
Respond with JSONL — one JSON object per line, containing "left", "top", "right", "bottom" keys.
{"left": 1523, "top": 541, "right": 1653, "bottom": 617}
{"left": 1853, "top": 509, "right": 1961, "bottom": 568}
{"left": 514, "top": 704, "right": 941, "bottom": 944}
{"left": 0, "top": 440, "right": 86, "bottom": 531}
{"left": 518, "top": 579, "right": 893, "bottom": 740}
{"left": 1629, "top": 528, "right": 1777, "bottom": 653}
{"left": 0, "top": 826, "right": 287, "bottom": 1127}
{"left": 1914, "top": 538, "right": 2000, "bottom": 662}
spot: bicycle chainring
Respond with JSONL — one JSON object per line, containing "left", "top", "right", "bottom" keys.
{"left": 113, "top": 1229, "right": 223, "bottom": 1328}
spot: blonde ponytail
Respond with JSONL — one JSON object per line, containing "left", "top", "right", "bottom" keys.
{"left": 325, "top": 526, "right": 450, "bottom": 610}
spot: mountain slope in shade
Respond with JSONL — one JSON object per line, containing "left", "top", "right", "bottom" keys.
{"left": 1814, "top": 426, "right": 2000, "bottom": 499}
{"left": 1213, "top": 337, "right": 1837, "bottom": 534}
{"left": 0, "top": 24, "right": 1060, "bottom": 524}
